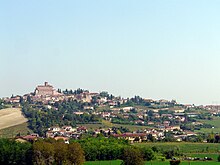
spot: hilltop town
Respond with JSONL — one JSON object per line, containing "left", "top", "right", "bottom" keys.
{"left": 1, "top": 82, "right": 220, "bottom": 144}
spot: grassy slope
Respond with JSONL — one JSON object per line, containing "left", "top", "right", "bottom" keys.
{"left": 0, "top": 122, "right": 32, "bottom": 138}
{"left": 79, "top": 120, "right": 150, "bottom": 132}
{"left": 196, "top": 117, "right": 220, "bottom": 133}
{"left": 0, "top": 108, "right": 28, "bottom": 130}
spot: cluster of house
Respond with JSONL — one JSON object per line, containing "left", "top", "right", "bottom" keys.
{"left": 43, "top": 124, "right": 198, "bottom": 144}
{"left": 46, "top": 125, "right": 87, "bottom": 141}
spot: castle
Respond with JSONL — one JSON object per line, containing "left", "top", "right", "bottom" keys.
{"left": 34, "top": 82, "right": 59, "bottom": 96}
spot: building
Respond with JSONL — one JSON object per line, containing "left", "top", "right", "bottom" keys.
{"left": 34, "top": 82, "right": 59, "bottom": 96}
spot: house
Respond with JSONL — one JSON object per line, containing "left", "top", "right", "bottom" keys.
{"left": 48, "top": 126, "right": 61, "bottom": 132}
{"left": 122, "top": 107, "right": 134, "bottom": 112}
{"left": 161, "top": 114, "right": 173, "bottom": 119}
{"left": 173, "top": 109, "right": 185, "bottom": 113}
{"left": 102, "top": 112, "right": 111, "bottom": 118}
{"left": 134, "top": 120, "right": 145, "bottom": 125}
{"left": 77, "top": 126, "right": 87, "bottom": 132}
{"left": 74, "top": 112, "right": 84, "bottom": 115}
{"left": 16, "top": 134, "right": 38, "bottom": 142}
{"left": 112, "top": 133, "right": 147, "bottom": 143}
{"left": 84, "top": 106, "right": 94, "bottom": 110}
{"left": 62, "top": 126, "right": 76, "bottom": 132}
{"left": 54, "top": 136, "right": 69, "bottom": 144}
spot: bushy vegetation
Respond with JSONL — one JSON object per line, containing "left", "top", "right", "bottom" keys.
{"left": 0, "top": 138, "right": 32, "bottom": 165}
{"left": 22, "top": 102, "right": 100, "bottom": 136}
{"left": 33, "top": 139, "right": 85, "bottom": 165}
{"left": 0, "top": 137, "right": 157, "bottom": 164}
{"left": 75, "top": 136, "right": 129, "bottom": 161}
{"left": 121, "top": 146, "right": 144, "bottom": 165}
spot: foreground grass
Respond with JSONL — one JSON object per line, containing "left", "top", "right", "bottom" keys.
{"left": 85, "top": 160, "right": 220, "bottom": 165}
{"left": 85, "top": 160, "right": 122, "bottom": 165}
{"left": 0, "top": 122, "right": 32, "bottom": 138}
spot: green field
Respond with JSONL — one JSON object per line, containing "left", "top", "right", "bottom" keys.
{"left": 0, "top": 122, "right": 32, "bottom": 138}
{"left": 79, "top": 120, "right": 151, "bottom": 131}
{"left": 85, "top": 160, "right": 220, "bottom": 165}
{"left": 134, "top": 142, "right": 220, "bottom": 153}
{"left": 196, "top": 117, "right": 220, "bottom": 133}
{"left": 85, "top": 160, "right": 122, "bottom": 165}
{"left": 185, "top": 153, "right": 219, "bottom": 160}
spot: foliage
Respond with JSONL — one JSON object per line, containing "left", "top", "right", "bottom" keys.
{"left": 121, "top": 146, "right": 144, "bottom": 165}
{"left": 140, "top": 147, "right": 156, "bottom": 161}
{"left": 75, "top": 136, "right": 129, "bottom": 161}
{"left": 0, "top": 99, "right": 7, "bottom": 110}
{"left": 0, "top": 138, "right": 32, "bottom": 165}
{"left": 33, "top": 139, "right": 85, "bottom": 165}
{"left": 218, "top": 154, "right": 220, "bottom": 162}
{"left": 22, "top": 101, "right": 100, "bottom": 136}
{"left": 170, "top": 160, "right": 181, "bottom": 165}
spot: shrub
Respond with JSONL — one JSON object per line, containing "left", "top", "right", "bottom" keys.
{"left": 170, "top": 160, "right": 181, "bottom": 165}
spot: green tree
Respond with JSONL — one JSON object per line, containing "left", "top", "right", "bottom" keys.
{"left": 0, "top": 139, "right": 32, "bottom": 165}
{"left": 67, "top": 143, "right": 85, "bottom": 165}
{"left": 121, "top": 147, "right": 144, "bottom": 165}
{"left": 33, "top": 141, "right": 54, "bottom": 165}
{"left": 54, "top": 142, "right": 68, "bottom": 165}
{"left": 141, "top": 147, "right": 155, "bottom": 161}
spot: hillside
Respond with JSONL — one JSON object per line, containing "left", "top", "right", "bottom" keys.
{"left": 0, "top": 108, "right": 28, "bottom": 130}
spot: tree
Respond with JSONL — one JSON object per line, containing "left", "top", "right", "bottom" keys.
{"left": 27, "top": 96, "right": 32, "bottom": 104}
{"left": 33, "top": 141, "right": 54, "bottom": 165}
{"left": 54, "top": 142, "right": 68, "bottom": 165}
{"left": 147, "top": 134, "right": 155, "bottom": 142}
{"left": 121, "top": 147, "right": 144, "bottom": 165}
{"left": 0, "top": 139, "right": 32, "bottom": 165}
{"left": 19, "top": 96, "right": 24, "bottom": 104}
{"left": 170, "top": 160, "right": 181, "bottom": 165}
{"left": 141, "top": 148, "right": 155, "bottom": 161}
{"left": 67, "top": 143, "right": 85, "bottom": 165}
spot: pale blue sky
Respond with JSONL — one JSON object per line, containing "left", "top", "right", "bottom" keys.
{"left": 1, "top": 0, "right": 220, "bottom": 105}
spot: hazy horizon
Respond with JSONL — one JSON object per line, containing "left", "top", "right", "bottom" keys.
{"left": 1, "top": 1, "right": 220, "bottom": 105}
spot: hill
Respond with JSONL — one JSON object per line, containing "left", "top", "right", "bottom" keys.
{"left": 0, "top": 108, "right": 28, "bottom": 130}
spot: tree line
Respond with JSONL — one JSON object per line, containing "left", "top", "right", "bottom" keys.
{"left": 0, "top": 138, "right": 84, "bottom": 165}
{"left": 0, "top": 136, "right": 159, "bottom": 165}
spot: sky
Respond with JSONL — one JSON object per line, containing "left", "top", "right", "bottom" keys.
{"left": 1, "top": 0, "right": 220, "bottom": 105}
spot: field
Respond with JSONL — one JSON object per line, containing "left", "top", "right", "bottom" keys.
{"left": 134, "top": 142, "right": 220, "bottom": 153}
{"left": 85, "top": 160, "right": 220, "bottom": 165}
{"left": 196, "top": 117, "right": 220, "bottom": 133}
{"left": 79, "top": 120, "right": 151, "bottom": 131}
{"left": 0, "top": 108, "right": 28, "bottom": 130}
{"left": 0, "top": 122, "right": 32, "bottom": 138}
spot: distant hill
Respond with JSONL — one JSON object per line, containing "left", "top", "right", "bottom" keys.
{"left": 0, "top": 108, "right": 28, "bottom": 130}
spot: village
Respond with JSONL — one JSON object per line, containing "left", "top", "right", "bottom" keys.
{"left": 2, "top": 82, "right": 220, "bottom": 144}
